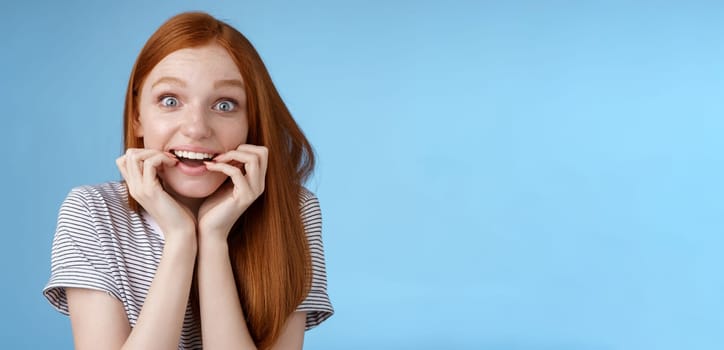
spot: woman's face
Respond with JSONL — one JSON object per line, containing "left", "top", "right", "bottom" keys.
{"left": 135, "top": 43, "right": 248, "bottom": 204}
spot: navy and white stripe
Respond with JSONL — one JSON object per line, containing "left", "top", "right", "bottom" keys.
{"left": 43, "top": 181, "right": 333, "bottom": 349}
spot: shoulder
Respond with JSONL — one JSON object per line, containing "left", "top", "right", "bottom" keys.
{"left": 54, "top": 181, "right": 155, "bottom": 260}
{"left": 299, "top": 187, "right": 318, "bottom": 205}
{"left": 65, "top": 181, "right": 128, "bottom": 205}
{"left": 62, "top": 181, "right": 129, "bottom": 213}
{"left": 59, "top": 181, "right": 135, "bottom": 228}
{"left": 298, "top": 187, "right": 322, "bottom": 228}
{"left": 298, "top": 188, "right": 325, "bottom": 254}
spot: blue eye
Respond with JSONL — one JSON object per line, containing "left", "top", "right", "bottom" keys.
{"left": 160, "top": 96, "right": 179, "bottom": 107}
{"left": 214, "top": 100, "right": 236, "bottom": 112}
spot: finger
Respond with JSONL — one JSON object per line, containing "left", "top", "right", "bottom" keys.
{"left": 142, "top": 153, "right": 178, "bottom": 190}
{"left": 239, "top": 152, "right": 265, "bottom": 193}
{"left": 238, "top": 145, "right": 268, "bottom": 188}
{"left": 124, "top": 149, "right": 173, "bottom": 199}
{"left": 125, "top": 149, "right": 150, "bottom": 181}
{"left": 126, "top": 149, "right": 168, "bottom": 178}
{"left": 212, "top": 150, "right": 266, "bottom": 190}
{"left": 215, "top": 144, "right": 267, "bottom": 169}
{"left": 204, "top": 161, "right": 254, "bottom": 197}
{"left": 213, "top": 145, "right": 268, "bottom": 190}
{"left": 252, "top": 145, "right": 269, "bottom": 175}
{"left": 242, "top": 145, "right": 269, "bottom": 178}
{"left": 214, "top": 148, "right": 265, "bottom": 172}
{"left": 235, "top": 144, "right": 268, "bottom": 176}
{"left": 121, "top": 150, "right": 145, "bottom": 199}
{"left": 116, "top": 155, "right": 130, "bottom": 182}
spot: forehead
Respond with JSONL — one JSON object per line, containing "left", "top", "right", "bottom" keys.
{"left": 145, "top": 44, "right": 243, "bottom": 84}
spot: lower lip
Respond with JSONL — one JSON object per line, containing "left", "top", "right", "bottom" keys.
{"left": 175, "top": 161, "right": 209, "bottom": 176}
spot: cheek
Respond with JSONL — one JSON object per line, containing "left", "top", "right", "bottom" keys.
{"left": 136, "top": 96, "right": 171, "bottom": 148}
{"left": 133, "top": 117, "right": 144, "bottom": 138}
{"left": 139, "top": 117, "right": 174, "bottom": 149}
{"left": 219, "top": 120, "right": 249, "bottom": 149}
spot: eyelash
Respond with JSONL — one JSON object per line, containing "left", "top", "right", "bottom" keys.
{"left": 158, "top": 95, "right": 180, "bottom": 108}
{"left": 213, "top": 99, "right": 239, "bottom": 112}
{"left": 156, "top": 95, "right": 240, "bottom": 112}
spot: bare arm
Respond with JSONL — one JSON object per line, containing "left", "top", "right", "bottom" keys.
{"left": 66, "top": 288, "right": 130, "bottom": 349}
{"left": 270, "top": 311, "right": 307, "bottom": 350}
{"left": 67, "top": 233, "right": 197, "bottom": 350}
{"left": 197, "top": 237, "right": 255, "bottom": 348}
{"left": 197, "top": 236, "right": 306, "bottom": 350}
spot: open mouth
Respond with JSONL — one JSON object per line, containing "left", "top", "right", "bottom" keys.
{"left": 171, "top": 150, "right": 217, "bottom": 167}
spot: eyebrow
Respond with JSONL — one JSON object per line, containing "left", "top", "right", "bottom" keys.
{"left": 214, "top": 79, "right": 245, "bottom": 89}
{"left": 151, "top": 76, "right": 186, "bottom": 89}
{"left": 150, "top": 77, "right": 244, "bottom": 90}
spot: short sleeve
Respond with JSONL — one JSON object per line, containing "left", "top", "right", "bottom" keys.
{"left": 295, "top": 190, "right": 334, "bottom": 330}
{"left": 43, "top": 188, "right": 123, "bottom": 315}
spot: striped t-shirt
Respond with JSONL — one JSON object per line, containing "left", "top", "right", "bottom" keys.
{"left": 43, "top": 181, "right": 333, "bottom": 349}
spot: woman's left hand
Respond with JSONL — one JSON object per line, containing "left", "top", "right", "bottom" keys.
{"left": 197, "top": 144, "right": 268, "bottom": 239}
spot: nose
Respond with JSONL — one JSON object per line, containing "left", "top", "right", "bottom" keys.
{"left": 180, "top": 105, "right": 212, "bottom": 140}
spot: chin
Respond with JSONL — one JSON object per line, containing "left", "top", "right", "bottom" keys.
{"left": 161, "top": 171, "right": 228, "bottom": 199}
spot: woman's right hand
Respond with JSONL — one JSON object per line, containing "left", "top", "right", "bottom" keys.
{"left": 116, "top": 149, "right": 197, "bottom": 240}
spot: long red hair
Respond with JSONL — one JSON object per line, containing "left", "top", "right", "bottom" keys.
{"left": 122, "top": 12, "right": 313, "bottom": 349}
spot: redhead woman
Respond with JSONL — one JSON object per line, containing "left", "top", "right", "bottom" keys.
{"left": 43, "top": 11, "right": 333, "bottom": 350}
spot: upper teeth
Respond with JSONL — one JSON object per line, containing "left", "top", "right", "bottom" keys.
{"left": 174, "top": 150, "right": 213, "bottom": 160}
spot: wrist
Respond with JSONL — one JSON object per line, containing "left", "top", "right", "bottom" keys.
{"left": 163, "top": 230, "right": 198, "bottom": 257}
{"left": 197, "top": 222, "right": 232, "bottom": 239}
{"left": 197, "top": 233, "right": 229, "bottom": 253}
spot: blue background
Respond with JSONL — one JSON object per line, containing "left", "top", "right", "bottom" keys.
{"left": 2, "top": 1, "right": 723, "bottom": 349}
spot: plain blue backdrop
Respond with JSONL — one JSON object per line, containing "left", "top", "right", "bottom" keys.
{"left": 2, "top": 1, "right": 724, "bottom": 349}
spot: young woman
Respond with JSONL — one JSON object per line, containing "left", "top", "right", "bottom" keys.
{"left": 43, "top": 12, "right": 333, "bottom": 350}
